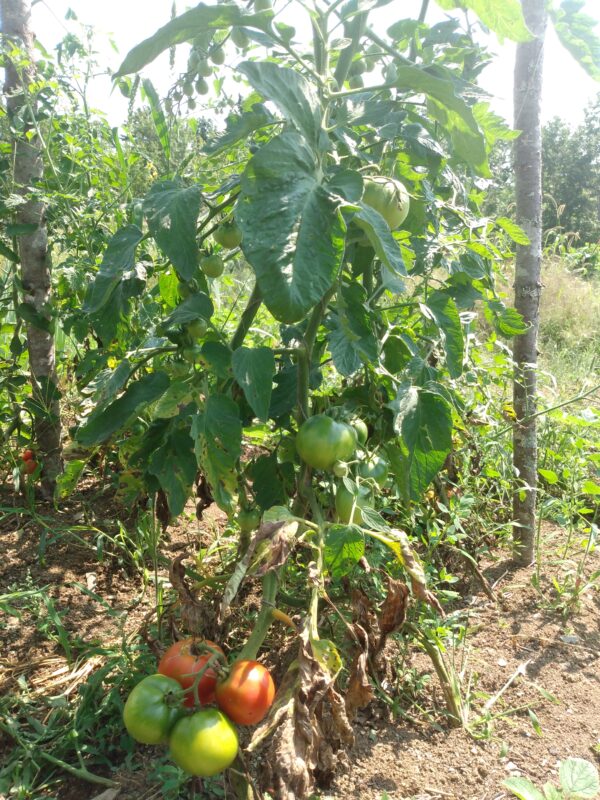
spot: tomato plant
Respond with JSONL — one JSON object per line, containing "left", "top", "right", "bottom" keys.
{"left": 66, "top": 3, "right": 537, "bottom": 792}
{"left": 123, "top": 674, "right": 184, "bottom": 745}
{"left": 158, "top": 639, "right": 224, "bottom": 707}
{"left": 296, "top": 415, "right": 357, "bottom": 471}
{"left": 215, "top": 660, "right": 275, "bottom": 725}
{"left": 169, "top": 709, "right": 238, "bottom": 776}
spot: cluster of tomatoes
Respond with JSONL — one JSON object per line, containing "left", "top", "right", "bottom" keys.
{"left": 123, "top": 638, "right": 275, "bottom": 777}
{"left": 295, "top": 413, "right": 390, "bottom": 524}
{"left": 20, "top": 448, "right": 37, "bottom": 475}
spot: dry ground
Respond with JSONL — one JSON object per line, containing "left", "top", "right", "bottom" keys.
{"left": 1, "top": 486, "right": 598, "bottom": 800}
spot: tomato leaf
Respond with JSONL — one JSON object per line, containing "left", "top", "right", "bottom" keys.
{"left": 77, "top": 372, "right": 170, "bottom": 446}
{"left": 144, "top": 180, "right": 202, "bottom": 281}
{"left": 54, "top": 459, "right": 87, "bottom": 501}
{"left": 161, "top": 293, "right": 213, "bottom": 329}
{"left": 353, "top": 205, "right": 407, "bottom": 276}
{"left": 328, "top": 283, "right": 378, "bottom": 377}
{"left": 425, "top": 291, "right": 464, "bottom": 378}
{"left": 141, "top": 79, "right": 170, "bottom": 166}
{"left": 433, "top": 0, "right": 532, "bottom": 43}
{"left": 204, "top": 104, "right": 276, "bottom": 156}
{"left": 496, "top": 216, "right": 531, "bottom": 246}
{"left": 324, "top": 524, "right": 365, "bottom": 578}
{"left": 388, "top": 385, "right": 453, "bottom": 499}
{"left": 115, "top": 4, "right": 274, "bottom": 77}
{"left": 387, "top": 65, "right": 488, "bottom": 174}
{"left": 238, "top": 61, "right": 324, "bottom": 150}
{"left": 232, "top": 346, "right": 275, "bottom": 423}
{"left": 549, "top": 0, "right": 600, "bottom": 82}
{"left": 83, "top": 225, "right": 144, "bottom": 313}
{"left": 147, "top": 428, "right": 197, "bottom": 517}
{"left": 248, "top": 453, "right": 293, "bottom": 511}
{"left": 237, "top": 132, "right": 346, "bottom": 323}
{"left": 192, "top": 395, "right": 242, "bottom": 514}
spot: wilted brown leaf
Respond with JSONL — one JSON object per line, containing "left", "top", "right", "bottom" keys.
{"left": 256, "top": 631, "right": 353, "bottom": 799}
{"left": 253, "top": 521, "right": 299, "bottom": 576}
{"left": 351, "top": 588, "right": 379, "bottom": 654}
{"left": 378, "top": 578, "right": 409, "bottom": 642}
{"left": 169, "top": 554, "right": 211, "bottom": 635}
{"left": 218, "top": 520, "right": 298, "bottom": 623}
{"left": 411, "top": 577, "right": 445, "bottom": 617}
{"left": 345, "top": 623, "right": 374, "bottom": 720}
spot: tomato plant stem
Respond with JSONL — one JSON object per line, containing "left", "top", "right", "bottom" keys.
{"left": 230, "top": 282, "right": 263, "bottom": 351}
{"left": 39, "top": 751, "right": 118, "bottom": 788}
{"left": 238, "top": 571, "right": 278, "bottom": 661}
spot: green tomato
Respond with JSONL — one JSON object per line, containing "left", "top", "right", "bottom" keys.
{"left": 350, "top": 417, "right": 369, "bottom": 446}
{"left": 230, "top": 27, "right": 249, "bottom": 49}
{"left": 236, "top": 507, "right": 261, "bottom": 534}
{"left": 200, "top": 254, "right": 224, "bottom": 278}
{"left": 182, "top": 346, "right": 204, "bottom": 365}
{"left": 348, "top": 74, "right": 364, "bottom": 90}
{"left": 210, "top": 46, "right": 225, "bottom": 65}
{"left": 169, "top": 709, "right": 239, "bottom": 777}
{"left": 123, "top": 674, "right": 183, "bottom": 745}
{"left": 362, "top": 175, "right": 410, "bottom": 229}
{"left": 197, "top": 58, "right": 212, "bottom": 78}
{"left": 195, "top": 78, "right": 209, "bottom": 95}
{"left": 182, "top": 81, "right": 194, "bottom": 98}
{"left": 335, "top": 484, "right": 372, "bottom": 525}
{"left": 358, "top": 456, "right": 389, "bottom": 487}
{"left": 296, "top": 415, "right": 357, "bottom": 472}
{"left": 348, "top": 59, "right": 366, "bottom": 76}
{"left": 186, "top": 318, "right": 208, "bottom": 339}
{"left": 213, "top": 221, "right": 242, "bottom": 249}
{"left": 332, "top": 460, "right": 349, "bottom": 478}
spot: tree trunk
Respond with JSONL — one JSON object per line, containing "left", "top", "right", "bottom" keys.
{"left": 512, "top": 0, "right": 547, "bottom": 565}
{"left": 2, "top": 0, "right": 62, "bottom": 494}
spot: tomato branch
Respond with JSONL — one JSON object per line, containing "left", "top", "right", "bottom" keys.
{"left": 237, "top": 571, "right": 278, "bottom": 661}
{"left": 230, "top": 282, "right": 263, "bottom": 351}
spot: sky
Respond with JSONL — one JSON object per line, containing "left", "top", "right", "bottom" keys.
{"left": 30, "top": 0, "right": 600, "bottom": 127}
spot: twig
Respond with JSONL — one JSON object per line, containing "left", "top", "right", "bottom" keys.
{"left": 483, "top": 660, "right": 530, "bottom": 712}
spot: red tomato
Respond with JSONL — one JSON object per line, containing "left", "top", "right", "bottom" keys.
{"left": 158, "top": 638, "right": 223, "bottom": 708}
{"left": 215, "top": 660, "right": 275, "bottom": 725}
{"left": 22, "top": 449, "right": 34, "bottom": 461}
{"left": 23, "top": 459, "right": 37, "bottom": 475}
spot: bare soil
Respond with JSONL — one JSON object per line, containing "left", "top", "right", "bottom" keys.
{"left": 1, "top": 485, "right": 599, "bottom": 800}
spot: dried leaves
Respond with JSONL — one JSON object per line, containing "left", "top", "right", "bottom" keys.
{"left": 345, "top": 578, "right": 409, "bottom": 720}
{"left": 168, "top": 554, "right": 214, "bottom": 635}
{"left": 218, "top": 519, "right": 298, "bottom": 623}
{"left": 251, "top": 632, "right": 353, "bottom": 800}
